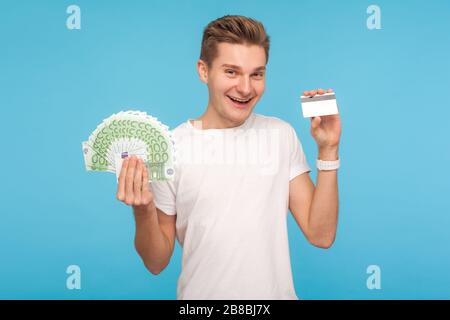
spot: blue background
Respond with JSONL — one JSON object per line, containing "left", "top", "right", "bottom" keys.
{"left": 1, "top": 0, "right": 449, "bottom": 299}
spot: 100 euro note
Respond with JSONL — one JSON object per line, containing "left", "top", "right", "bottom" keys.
{"left": 82, "top": 111, "right": 176, "bottom": 182}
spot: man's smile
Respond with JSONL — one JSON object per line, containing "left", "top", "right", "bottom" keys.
{"left": 226, "top": 95, "right": 254, "bottom": 108}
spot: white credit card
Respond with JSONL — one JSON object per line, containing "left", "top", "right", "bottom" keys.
{"left": 301, "top": 92, "right": 339, "bottom": 118}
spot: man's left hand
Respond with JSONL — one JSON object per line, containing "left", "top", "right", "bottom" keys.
{"left": 303, "top": 88, "right": 342, "bottom": 156}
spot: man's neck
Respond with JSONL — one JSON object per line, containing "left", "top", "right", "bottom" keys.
{"left": 193, "top": 105, "right": 246, "bottom": 130}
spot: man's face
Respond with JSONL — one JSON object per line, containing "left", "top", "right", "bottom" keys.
{"left": 198, "top": 43, "right": 266, "bottom": 126}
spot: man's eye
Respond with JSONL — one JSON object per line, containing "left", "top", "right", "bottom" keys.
{"left": 252, "top": 72, "right": 264, "bottom": 79}
{"left": 225, "top": 70, "right": 236, "bottom": 76}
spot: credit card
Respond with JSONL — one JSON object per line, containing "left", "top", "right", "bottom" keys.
{"left": 301, "top": 92, "right": 339, "bottom": 118}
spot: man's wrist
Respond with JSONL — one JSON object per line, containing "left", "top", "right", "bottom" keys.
{"left": 133, "top": 201, "right": 157, "bottom": 219}
{"left": 318, "top": 146, "right": 339, "bottom": 160}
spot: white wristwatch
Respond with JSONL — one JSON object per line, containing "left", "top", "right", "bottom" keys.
{"left": 316, "top": 158, "right": 340, "bottom": 171}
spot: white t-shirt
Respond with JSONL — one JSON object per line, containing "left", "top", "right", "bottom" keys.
{"left": 152, "top": 112, "right": 311, "bottom": 299}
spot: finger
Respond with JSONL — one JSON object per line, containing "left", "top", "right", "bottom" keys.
{"left": 116, "top": 157, "right": 129, "bottom": 201}
{"left": 125, "top": 156, "right": 137, "bottom": 204}
{"left": 141, "top": 164, "right": 153, "bottom": 204}
{"left": 310, "top": 90, "right": 317, "bottom": 96}
{"left": 133, "top": 159, "right": 143, "bottom": 205}
{"left": 303, "top": 90, "right": 310, "bottom": 96}
{"left": 142, "top": 162, "right": 150, "bottom": 193}
{"left": 317, "top": 88, "right": 325, "bottom": 95}
{"left": 311, "top": 116, "right": 322, "bottom": 129}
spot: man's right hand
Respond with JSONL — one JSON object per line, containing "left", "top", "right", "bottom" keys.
{"left": 116, "top": 156, "right": 154, "bottom": 212}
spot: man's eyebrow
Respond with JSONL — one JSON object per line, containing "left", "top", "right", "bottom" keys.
{"left": 221, "top": 64, "right": 266, "bottom": 72}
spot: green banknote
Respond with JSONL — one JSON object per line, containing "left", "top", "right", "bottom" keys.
{"left": 82, "top": 111, "right": 176, "bottom": 182}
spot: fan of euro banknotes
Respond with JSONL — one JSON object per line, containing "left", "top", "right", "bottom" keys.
{"left": 82, "top": 110, "right": 175, "bottom": 182}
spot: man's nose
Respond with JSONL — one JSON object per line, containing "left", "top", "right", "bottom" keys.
{"left": 236, "top": 76, "right": 251, "bottom": 96}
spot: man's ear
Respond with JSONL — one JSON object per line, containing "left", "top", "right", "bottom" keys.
{"left": 197, "top": 59, "right": 208, "bottom": 84}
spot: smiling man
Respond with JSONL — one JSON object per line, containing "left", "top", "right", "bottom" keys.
{"left": 116, "top": 15, "right": 342, "bottom": 300}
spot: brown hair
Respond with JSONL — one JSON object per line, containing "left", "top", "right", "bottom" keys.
{"left": 200, "top": 15, "right": 270, "bottom": 67}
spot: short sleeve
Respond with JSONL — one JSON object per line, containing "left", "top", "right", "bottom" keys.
{"left": 287, "top": 125, "right": 311, "bottom": 181}
{"left": 151, "top": 179, "right": 177, "bottom": 215}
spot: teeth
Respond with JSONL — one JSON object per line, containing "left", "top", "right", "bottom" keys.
{"left": 229, "top": 96, "right": 252, "bottom": 103}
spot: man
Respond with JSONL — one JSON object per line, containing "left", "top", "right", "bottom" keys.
{"left": 116, "top": 15, "right": 341, "bottom": 299}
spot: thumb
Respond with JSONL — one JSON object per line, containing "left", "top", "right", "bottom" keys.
{"left": 311, "top": 116, "right": 322, "bottom": 129}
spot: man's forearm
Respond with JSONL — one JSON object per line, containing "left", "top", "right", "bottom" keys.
{"left": 133, "top": 202, "right": 171, "bottom": 274}
{"left": 307, "top": 147, "right": 339, "bottom": 247}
